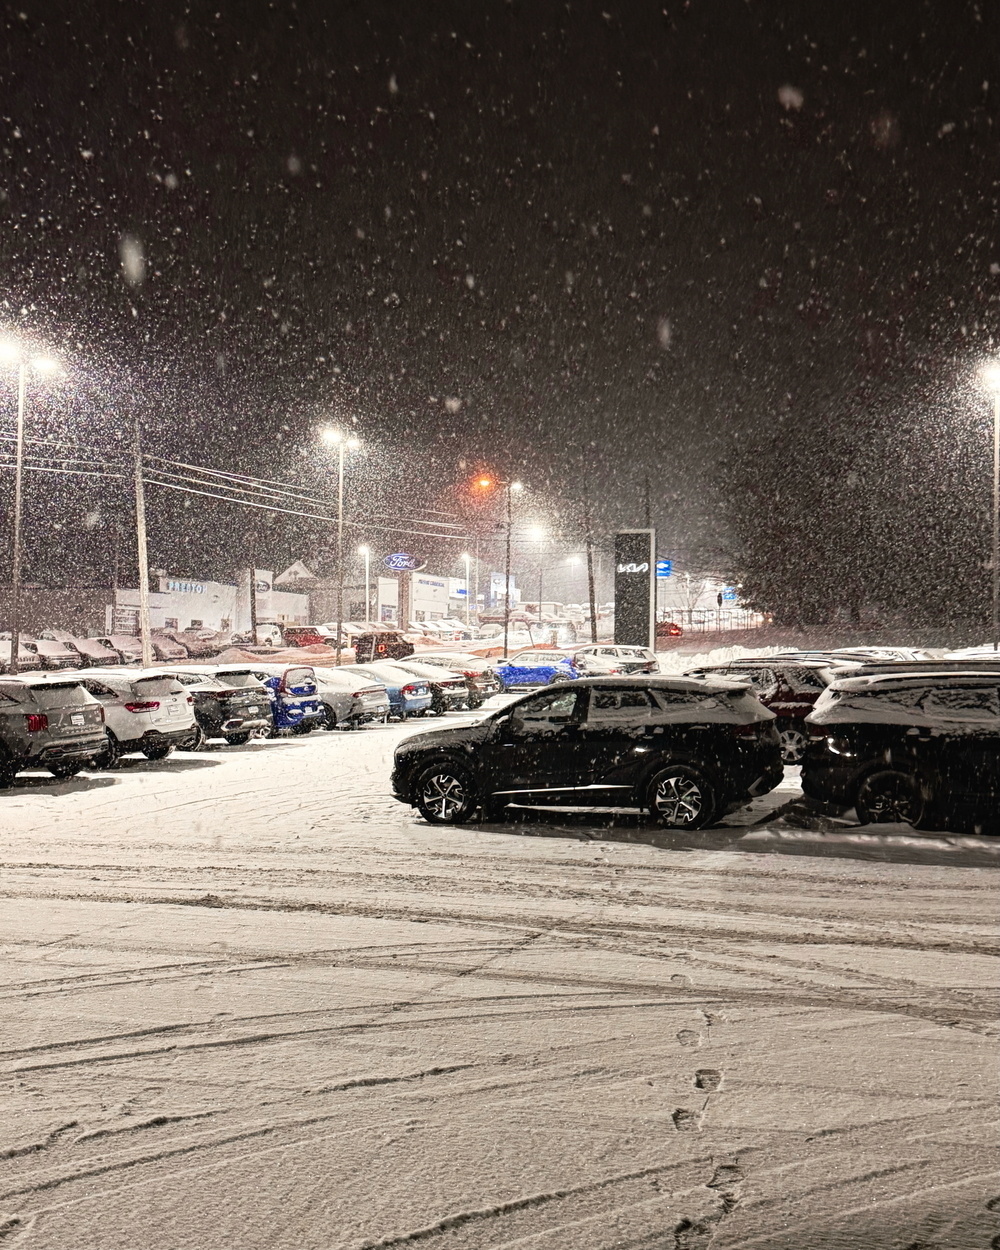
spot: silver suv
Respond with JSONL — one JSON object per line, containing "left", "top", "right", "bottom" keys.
{"left": 0, "top": 675, "right": 106, "bottom": 785}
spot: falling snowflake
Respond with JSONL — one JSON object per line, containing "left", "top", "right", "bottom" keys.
{"left": 777, "top": 84, "right": 804, "bottom": 111}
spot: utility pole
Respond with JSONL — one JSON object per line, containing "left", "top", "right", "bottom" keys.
{"left": 502, "top": 481, "right": 513, "bottom": 659}
{"left": 8, "top": 363, "right": 26, "bottom": 674}
{"left": 582, "top": 477, "right": 598, "bottom": 644}
{"left": 249, "top": 530, "right": 258, "bottom": 644}
{"left": 133, "top": 418, "right": 153, "bottom": 668}
{"left": 642, "top": 474, "right": 651, "bottom": 528}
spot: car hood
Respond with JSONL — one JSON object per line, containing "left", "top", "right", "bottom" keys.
{"left": 396, "top": 719, "right": 493, "bottom": 753}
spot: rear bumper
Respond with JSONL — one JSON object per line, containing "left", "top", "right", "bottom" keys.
{"left": 29, "top": 734, "right": 107, "bottom": 764}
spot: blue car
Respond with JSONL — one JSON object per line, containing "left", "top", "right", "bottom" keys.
{"left": 218, "top": 663, "right": 324, "bottom": 735}
{"left": 493, "top": 650, "right": 581, "bottom": 688}
{"left": 344, "top": 662, "right": 434, "bottom": 719}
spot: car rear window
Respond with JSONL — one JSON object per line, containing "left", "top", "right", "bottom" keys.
{"left": 283, "top": 667, "right": 315, "bottom": 687}
{"left": 25, "top": 682, "right": 93, "bottom": 708}
{"left": 219, "top": 670, "right": 265, "bottom": 688}
{"left": 920, "top": 686, "right": 1000, "bottom": 719}
{"left": 134, "top": 677, "right": 184, "bottom": 696}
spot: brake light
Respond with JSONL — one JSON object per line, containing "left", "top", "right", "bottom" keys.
{"left": 25, "top": 713, "right": 48, "bottom": 733}
{"left": 806, "top": 723, "right": 827, "bottom": 737}
{"left": 125, "top": 700, "right": 160, "bottom": 712}
{"left": 186, "top": 695, "right": 194, "bottom": 703}
{"left": 402, "top": 684, "right": 420, "bottom": 695}
{"left": 731, "top": 723, "right": 760, "bottom": 738}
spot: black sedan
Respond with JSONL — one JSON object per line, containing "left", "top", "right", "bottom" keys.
{"left": 392, "top": 675, "right": 781, "bottom": 829}
{"left": 410, "top": 653, "right": 504, "bottom": 706}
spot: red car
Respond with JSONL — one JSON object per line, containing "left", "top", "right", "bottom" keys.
{"left": 655, "top": 621, "right": 684, "bottom": 641}
{"left": 282, "top": 626, "right": 328, "bottom": 648}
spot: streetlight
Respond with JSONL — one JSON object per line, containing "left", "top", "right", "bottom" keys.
{"left": 981, "top": 365, "right": 1000, "bottom": 650}
{"left": 473, "top": 475, "right": 523, "bottom": 658}
{"left": 321, "top": 427, "right": 362, "bottom": 663}
{"left": 358, "top": 544, "right": 371, "bottom": 623}
{"left": 460, "top": 552, "right": 472, "bottom": 626}
{"left": 0, "top": 340, "right": 61, "bottom": 674}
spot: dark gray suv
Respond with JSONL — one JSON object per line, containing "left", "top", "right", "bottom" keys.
{"left": 0, "top": 676, "right": 107, "bottom": 784}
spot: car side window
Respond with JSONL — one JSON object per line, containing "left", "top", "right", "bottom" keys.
{"left": 508, "top": 688, "right": 581, "bottom": 734}
{"left": 587, "top": 689, "right": 656, "bottom": 722}
{"left": 81, "top": 680, "right": 117, "bottom": 699}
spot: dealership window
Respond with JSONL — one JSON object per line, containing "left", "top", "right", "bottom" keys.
{"left": 164, "top": 617, "right": 179, "bottom": 629}
{"left": 189, "top": 619, "right": 203, "bottom": 628}
{"left": 415, "top": 610, "right": 426, "bottom": 620}
{"left": 220, "top": 618, "right": 231, "bottom": 630}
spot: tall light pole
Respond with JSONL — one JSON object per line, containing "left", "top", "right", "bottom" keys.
{"left": 358, "top": 544, "right": 371, "bottom": 622}
{"left": 321, "top": 428, "right": 361, "bottom": 664}
{"left": 982, "top": 366, "right": 1000, "bottom": 649}
{"left": 0, "top": 341, "right": 60, "bottom": 674}
{"left": 460, "top": 551, "right": 472, "bottom": 626}
{"left": 473, "top": 475, "right": 523, "bottom": 659}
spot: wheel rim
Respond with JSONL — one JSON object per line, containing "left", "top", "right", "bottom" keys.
{"left": 421, "top": 772, "right": 467, "bottom": 820}
{"left": 779, "top": 728, "right": 806, "bottom": 763}
{"left": 865, "top": 779, "right": 916, "bottom": 822}
{"left": 653, "top": 774, "right": 703, "bottom": 825}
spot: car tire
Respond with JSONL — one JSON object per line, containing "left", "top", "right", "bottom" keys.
{"left": 187, "top": 725, "right": 207, "bottom": 751}
{"left": 854, "top": 770, "right": 920, "bottom": 825}
{"left": 321, "top": 706, "right": 338, "bottom": 731}
{"left": 291, "top": 721, "right": 314, "bottom": 735}
{"left": 224, "top": 731, "right": 252, "bottom": 746}
{"left": 92, "top": 732, "right": 122, "bottom": 771}
{"left": 647, "top": 765, "right": 717, "bottom": 830}
{"left": 776, "top": 719, "right": 807, "bottom": 764}
{"left": 142, "top": 743, "right": 174, "bottom": 761}
{"left": 414, "top": 762, "right": 479, "bottom": 825}
{"left": 48, "top": 761, "right": 85, "bottom": 780}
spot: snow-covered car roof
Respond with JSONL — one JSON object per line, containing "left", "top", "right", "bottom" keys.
{"left": 808, "top": 671, "right": 1000, "bottom": 727}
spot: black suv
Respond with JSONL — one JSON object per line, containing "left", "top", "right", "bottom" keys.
{"left": 802, "top": 670, "right": 1000, "bottom": 831}
{"left": 0, "top": 675, "right": 106, "bottom": 784}
{"left": 164, "top": 668, "right": 274, "bottom": 745}
{"left": 392, "top": 675, "right": 781, "bottom": 829}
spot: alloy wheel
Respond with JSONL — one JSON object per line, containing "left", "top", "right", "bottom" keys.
{"left": 778, "top": 727, "right": 806, "bottom": 764}
{"left": 653, "top": 773, "right": 704, "bottom": 825}
{"left": 858, "top": 773, "right": 918, "bottom": 824}
{"left": 420, "top": 772, "right": 468, "bottom": 821}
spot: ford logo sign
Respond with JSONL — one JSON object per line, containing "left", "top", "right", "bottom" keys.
{"left": 383, "top": 552, "right": 427, "bottom": 572}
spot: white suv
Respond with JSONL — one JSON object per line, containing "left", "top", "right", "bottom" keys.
{"left": 76, "top": 669, "right": 197, "bottom": 768}
{"left": 574, "top": 645, "right": 659, "bottom": 675}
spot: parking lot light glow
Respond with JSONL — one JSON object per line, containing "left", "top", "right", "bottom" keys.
{"left": 982, "top": 364, "right": 1000, "bottom": 392}
{"left": 0, "top": 340, "right": 20, "bottom": 364}
{"left": 321, "top": 427, "right": 343, "bottom": 445}
{"left": 510, "top": 481, "right": 524, "bottom": 492}
{"left": 30, "top": 356, "right": 60, "bottom": 374}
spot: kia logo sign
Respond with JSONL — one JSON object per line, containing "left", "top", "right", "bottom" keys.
{"left": 616, "top": 562, "right": 649, "bottom": 574}
{"left": 383, "top": 552, "right": 427, "bottom": 572}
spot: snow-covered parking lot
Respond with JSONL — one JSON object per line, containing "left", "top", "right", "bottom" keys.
{"left": 1, "top": 708, "right": 998, "bottom": 1249}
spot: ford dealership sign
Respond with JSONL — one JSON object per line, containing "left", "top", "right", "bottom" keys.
{"left": 383, "top": 552, "right": 427, "bottom": 573}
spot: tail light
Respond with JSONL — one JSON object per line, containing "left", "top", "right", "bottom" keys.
{"left": 186, "top": 695, "right": 194, "bottom": 703}
{"left": 402, "top": 684, "right": 420, "bottom": 695}
{"left": 125, "top": 700, "right": 160, "bottom": 712}
{"left": 25, "top": 713, "right": 48, "bottom": 733}
{"left": 806, "top": 723, "right": 827, "bottom": 737}
{"left": 731, "top": 722, "right": 761, "bottom": 738}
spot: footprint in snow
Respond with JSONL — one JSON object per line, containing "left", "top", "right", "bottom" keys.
{"left": 672, "top": 1107, "right": 702, "bottom": 1132}
{"left": 695, "top": 1068, "right": 722, "bottom": 1091}
{"left": 676, "top": 1028, "right": 702, "bottom": 1047}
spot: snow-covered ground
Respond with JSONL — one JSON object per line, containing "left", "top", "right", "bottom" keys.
{"left": 1, "top": 707, "right": 997, "bottom": 1249}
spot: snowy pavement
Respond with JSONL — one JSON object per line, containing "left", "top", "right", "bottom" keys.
{"left": 1, "top": 710, "right": 998, "bottom": 1248}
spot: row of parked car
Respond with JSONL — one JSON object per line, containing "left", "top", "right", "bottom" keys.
{"left": 391, "top": 649, "right": 1000, "bottom": 834}
{"left": 0, "top": 652, "right": 507, "bottom": 787}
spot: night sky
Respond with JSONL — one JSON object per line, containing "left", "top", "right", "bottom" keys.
{"left": 2, "top": 0, "right": 999, "bottom": 615}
